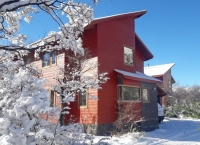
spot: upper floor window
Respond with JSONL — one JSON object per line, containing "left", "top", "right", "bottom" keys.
{"left": 118, "top": 85, "right": 140, "bottom": 101}
{"left": 79, "top": 90, "right": 87, "bottom": 108}
{"left": 42, "top": 51, "right": 56, "bottom": 67}
{"left": 124, "top": 46, "right": 134, "bottom": 65}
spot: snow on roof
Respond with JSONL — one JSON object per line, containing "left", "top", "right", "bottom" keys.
{"left": 144, "top": 63, "right": 175, "bottom": 76}
{"left": 94, "top": 10, "right": 146, "bottom": 20}
{"left": 114, "top": 69, "right": 162, "bottom": 83}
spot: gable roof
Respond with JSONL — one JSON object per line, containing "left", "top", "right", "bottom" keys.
{"left": 144, "top": 63, "right": 175, "bottom": 76}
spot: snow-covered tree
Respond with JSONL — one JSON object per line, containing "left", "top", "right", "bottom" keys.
{"left": 53, "top": 49, "right": 108, "bottom": 125}
{"left": 0, "top": 55, "right": 57, "bottom": 144}
{"left": 0, "top": 0, "right": 108, "bottom": 144}
{"left": 0, "top": 0, "right": 94, "bottom": 55}
{"left": 166, "top": 85, "right": 200, "bottom": 119}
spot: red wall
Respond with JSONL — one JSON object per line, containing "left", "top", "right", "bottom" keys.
{"left": 97, "top": 17, "right": 143, "bottom": 124}
{"left": 135, "top": 47, "right": 144, "bottom": 72}
{"left": 66, "top": 88, "right": 98, "bottom": 124}
{"left": 82, "top": 27, "right": 98, "bottom": 57}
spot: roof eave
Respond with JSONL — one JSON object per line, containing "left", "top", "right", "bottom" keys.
{"left": 85, "top": 10, "right": 147, "bottom": 30}
{"left": 157, "top": 85, "right": 168, "bottom": 96}
{"left": 114, "top": 69, "right": 162, "bottom": 84}
{"left": 135, "top": 34, "right": 154, "bottom": 61}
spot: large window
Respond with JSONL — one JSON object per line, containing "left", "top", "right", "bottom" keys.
{"left": 50, "top": 90, "right": 56, "bottom": 107}
{"left": 142, "top": 88, "right": 150, "bottom": 103}
{"left": 79, "top": 90, "right": 87, "bottom": 107}
{"left": 124, "top": 46, "right": 134, "bottom": 65}
{"left": 118, "top": 85, "right": 140, "bottom": 101}
{"left": 42, "top": 51, "right": 56, "bottom": 67}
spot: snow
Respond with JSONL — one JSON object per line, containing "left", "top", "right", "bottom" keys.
{"left": 94, "top": 118, "right": 200, "bottom": 145}
{"left": 158, "top": 103, "right": 164, "bottom": 116}
{"left": 144, "top": 63, "right": 175, "bottom": 76}
{"left": 94, "top": 10, "right": 146, "bottom": 20}
{"left": 114, "top": 69, "right": 162, "bottom": 83}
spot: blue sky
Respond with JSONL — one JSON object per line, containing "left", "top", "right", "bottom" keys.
{"left": 21, "top": 0, "right": 200, "bottom": 86}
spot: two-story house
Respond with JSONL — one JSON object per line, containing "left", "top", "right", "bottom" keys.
{"left": 144, "top": 63, "right": 176, "bottom": 107}
{"left": 30, "top": 10, "right": 167, "bottom": 134}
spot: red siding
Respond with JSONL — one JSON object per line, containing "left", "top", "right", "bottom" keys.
{"left": 96, "top": 17, "right": 143, "bottom": 124}
{"left": 67, "top": 88, "right": 98, "bottom": 124}
{"left": 82, "top": 27, "right": 98, "bottom": 57}
{"left": 135, "top": 47, "right": 144, "bottom": 72}
{"left": 66, "top": 57, "right": 99, "bottom": 124}
{"left": 121, "top": 102, "right": 141, "bottom": 121}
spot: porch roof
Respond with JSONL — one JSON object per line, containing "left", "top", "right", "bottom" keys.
{"left": 157, "top": 85, "right": 167, "bottom": 96}
{"left": 114, "top": 69, "right": 162, "bottom": 83}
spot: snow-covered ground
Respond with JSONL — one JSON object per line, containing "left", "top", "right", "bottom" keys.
{"left": 94, "top": 118, "right": 200, "bottom": 145}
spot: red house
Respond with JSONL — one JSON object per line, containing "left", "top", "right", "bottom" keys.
{"left": 30, "top": 10, "right": 167, "bottom": 134}
{"left": 144, "top": 63, "right": 176, "bottom": 107}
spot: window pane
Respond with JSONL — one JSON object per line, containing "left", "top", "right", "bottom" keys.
{"left": 51, "top": 51, "right": 56, "bottom": 64}
{"left": 42, "top": 52, "right": 50, "bottom": 67}
{"left": 124, "top": 47, "right": 133, "bottom": 65}
{"left": 24, "top": 57, "right": 31, "bottom": 64}
{"left": 50, "top": 90, "right": 55, "bottom": 107}
{"left": 142, "top": 88, "right": 149, "bottom": 103}
{"left": 118, "top": 86, "right": 123, "bottom": 101}
{"left": 79, "top": 91, "right": 87, "bottom": 107}
{"left": 123, "top": 86, "right": 140, "bottom": 101}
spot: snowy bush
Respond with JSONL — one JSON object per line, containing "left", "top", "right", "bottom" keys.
{"left": 112, "top": 101, "right": 143, "bottom": 136}
{"left": 166, "top": 85, "right": 200, "bottom": 119}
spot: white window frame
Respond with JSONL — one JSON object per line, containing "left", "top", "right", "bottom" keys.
{"left": 124, "top": 46, "right": 134, "bottom": 66}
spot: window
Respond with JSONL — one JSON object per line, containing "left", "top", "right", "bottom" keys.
{"left": 79, "top": 90, "right": 87, "bottom": 107}
{"left": 42, "top": 51, "right": 56, "bottom": 67}
{"left": 51, "top": 51, "right": 56, "bottom": 65}
{"left": 24, "top": 57, "right": 31, "bottom": 65}
{"left": 124, "top": 46, "right": 133, "bottom": 65}
{"left": 50, "top": 90, "right": 56, "bottom": 107}
{"left": 142, "top": 88, "right": 150, "bottom": 103}
{"left": 118, "top": 85, "right": 140, "bottom": 101}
